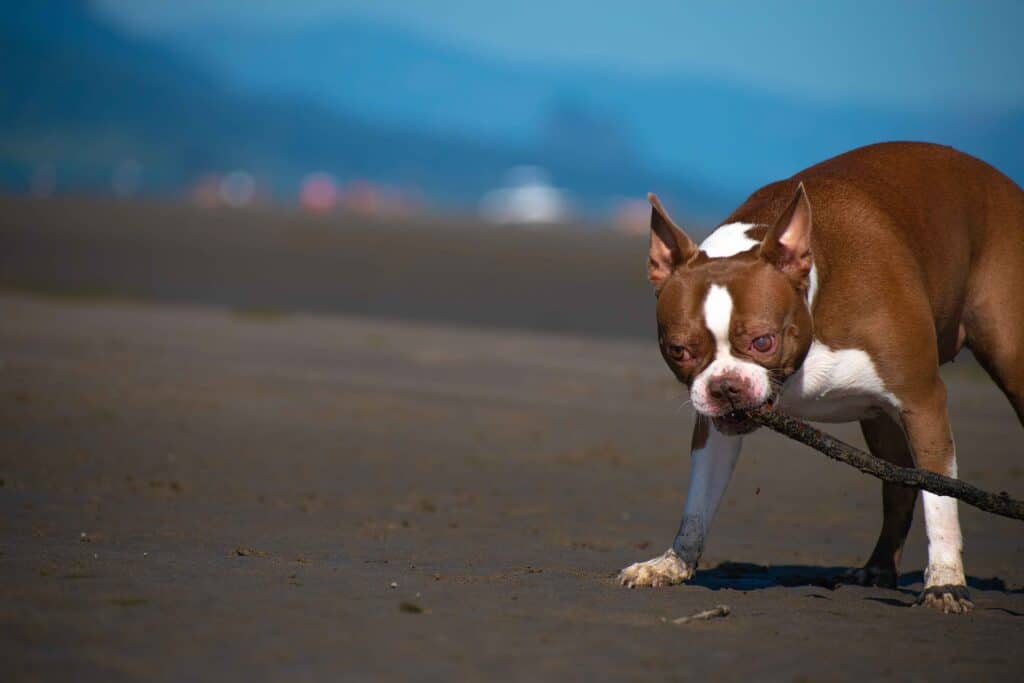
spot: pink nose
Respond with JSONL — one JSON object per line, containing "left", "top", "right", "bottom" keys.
{"left": 708, "top": 376, "right": 748, "bottom": 402}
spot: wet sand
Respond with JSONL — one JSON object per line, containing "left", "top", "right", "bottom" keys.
{"left": 2, "top": 293, "right": 1023, "bottom": 681}
{"left": 2, "top": 198, "right": 1023, "bottom": 680}
{"left": 0, "top": 197, "right": 656, "bottom": 340}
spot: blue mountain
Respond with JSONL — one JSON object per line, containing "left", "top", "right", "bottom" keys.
{"left": 3, "top": 2, "right": 1020, "bottom": 221}
{"left": 0, "top": 1, "right": 726, "bottom": 219}
{"left": 172, "top": 18, "right": 1024, "bottom": 196}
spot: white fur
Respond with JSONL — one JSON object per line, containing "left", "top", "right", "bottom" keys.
{"left": 619, "top": 425, "right": 742, "bottom": 587}
{"left": 699, "top": 222, "right": 759, "bottom": 258}
{"left": 776, "top": 342, "right": 901, "bottom": 422}
{"left": 923, "top": 492, "right": 966, "bottom": 586}
{"left": 676, "top": 426, "right": 744, "bottom": 562}
{"left": 690, "top": 284, "right": 771, "bottom": 416}
{"left": 703, "top": 284, "right": 733, "bottom": 356}
{"left": 922, "top": 449, "right": 966, "bottom": 587}
{"left": 617, "top": 548, "right": 693, "bottom": 588}
{"left": 807, "top": 263, "right": 819, "bottom": 308}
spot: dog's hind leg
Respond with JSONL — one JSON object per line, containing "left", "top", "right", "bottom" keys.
{"left": 967, "top": 336, "right": 1024, "bottom": 428}
{"left": 962, "top": 198, "right": 1024, "bottom": 427}
{"left": 841, "top": 413, "right": 917, "bottom": 589}
{"left": 618, "top": 418, "right": 742, "bottom": 588}
{"left": 963, "top": 300, "right": 1024, "bottom": 428}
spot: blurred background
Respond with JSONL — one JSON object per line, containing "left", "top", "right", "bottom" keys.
{"left": 7, "top": 6, "right": 1024, "bottom": 676}
{"left": 2, "top": 0, "right": 1023, "bottom": 337}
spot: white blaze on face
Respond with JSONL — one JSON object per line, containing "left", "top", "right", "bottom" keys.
{"left": 691, "top": 284, "right": 772, "bottom": 416}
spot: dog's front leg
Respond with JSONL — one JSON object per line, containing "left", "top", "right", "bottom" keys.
{"left": 619, "top": 419, "right": 743, "bottom": 587}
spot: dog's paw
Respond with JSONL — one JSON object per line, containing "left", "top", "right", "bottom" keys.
{"left": 618, "top": 549, "right": 694, "bottom": 588}
{"left": 838, "top": 564, "right": 898, "bottom": 589}
{"left": 914, "top": 585, "right": 974, "bottom": 614}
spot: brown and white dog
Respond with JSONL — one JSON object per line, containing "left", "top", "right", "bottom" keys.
{"left": 618, "top": 142, "right": 1024, "bottom": 613}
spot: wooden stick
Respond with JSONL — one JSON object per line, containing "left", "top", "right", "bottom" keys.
{"left": 669, "top": 604, "right": 731, "bottom": 624}
{"left": 748, "top": 406, "right": 1024, "bottom": 522}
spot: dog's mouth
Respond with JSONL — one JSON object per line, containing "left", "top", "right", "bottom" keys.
{"left": 708, "top": 396, "right": 775, "bottom": 435}
{"left": 711, "top": 409, "right": 759, "bottom": 435}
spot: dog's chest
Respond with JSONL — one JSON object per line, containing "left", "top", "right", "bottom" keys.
{"left": 775, "top": 342, "right": 900, "bottom": 422}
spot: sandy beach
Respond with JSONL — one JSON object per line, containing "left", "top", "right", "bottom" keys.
{"left": 2, "top": 199, "right": 1022, "bottom": 681}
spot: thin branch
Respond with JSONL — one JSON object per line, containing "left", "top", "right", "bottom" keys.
{"left": 748, "top": 406, "right": 1024, "bottom": 522}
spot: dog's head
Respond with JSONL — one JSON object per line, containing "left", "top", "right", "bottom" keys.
{"left": 648, "top": 184, "right": 814, "bottom": 435}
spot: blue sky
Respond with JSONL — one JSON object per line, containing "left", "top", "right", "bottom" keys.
{"left": 97, "top": 1, "right": 1024, "bottom": 112}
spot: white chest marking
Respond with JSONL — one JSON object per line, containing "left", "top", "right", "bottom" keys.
{"left": 776, "top": 342, "right": 900, "bottom": 422}
{"left": 699, "top": 222, "right": 759, "bottom": 258}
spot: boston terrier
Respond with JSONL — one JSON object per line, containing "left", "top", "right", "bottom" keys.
{"left": 618, "top": 142, "right": 1024, "bottom": 613}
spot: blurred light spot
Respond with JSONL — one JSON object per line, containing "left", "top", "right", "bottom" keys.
{"left": 479, "top": 166, "right": 570, "bottom": 226}
{"left": 613, "top": 198, "right": 649, "bottom": 235}
{"left": 219, "top": 170, "right": 255, "bottom": 208}
{"left": 299, "top": 172, "right": 338, "bottom": 214}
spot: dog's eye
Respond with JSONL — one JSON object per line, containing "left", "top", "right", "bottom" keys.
{"left": 666, "top": 344, "right": 691, "bottom": 361}
{"left": 750, "top": 334, "right": 775, "bottom": 353}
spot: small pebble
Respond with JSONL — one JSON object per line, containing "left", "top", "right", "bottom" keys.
{"left": 399, "top": 601, "right": 424, "bottom": 614}
{"left": 389, "top": 581, "right": 398, "bottom": 589}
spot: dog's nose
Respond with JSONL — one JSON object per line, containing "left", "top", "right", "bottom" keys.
{"left": 709, "top": 378, "right": 743, "bottom": 401}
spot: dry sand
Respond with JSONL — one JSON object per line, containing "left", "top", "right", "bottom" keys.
{"left": 1, "top": 294, "right": 1022, "bottom": 681}
{"left": 1, "top": 199, "right": 1023, "bottom": 681}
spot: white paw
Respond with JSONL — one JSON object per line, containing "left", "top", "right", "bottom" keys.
{"left": 916, "top": 584, "right": 974, "bottom": 614}
{"left": 618, "top": 549, "right": 695, "bottom": 588}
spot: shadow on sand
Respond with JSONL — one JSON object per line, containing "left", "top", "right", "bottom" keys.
{"left": 693, "top": 562, "right": 1023, "bottom": 599}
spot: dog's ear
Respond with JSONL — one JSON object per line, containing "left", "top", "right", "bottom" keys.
{"left": 647, "top": 193, "right": 698, "bottom": 287}
{"left": 760, "top": 182, "right": 813, "bottom": 287}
